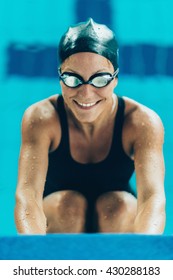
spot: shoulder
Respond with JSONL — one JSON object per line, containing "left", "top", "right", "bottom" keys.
{"left": 123, "top": 96, "right": 164, "bottom": 133}
{"left": 23, "top": 94, "right": 59, "bottom": 122}
{"left": 122, "top": 96, "right": 164, "bottom": 156}
{"left": 21, "top": 94, "right": 61, "bottom": 144}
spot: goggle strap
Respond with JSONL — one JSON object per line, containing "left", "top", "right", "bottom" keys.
{"left": 113, "top": 68, "right": 119, "bottom": 77}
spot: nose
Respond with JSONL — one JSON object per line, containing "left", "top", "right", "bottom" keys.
{"left": 77, "top": 84, "right": 94, "bottom": 97}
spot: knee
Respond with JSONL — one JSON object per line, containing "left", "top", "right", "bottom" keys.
{"left": 44, "top": 190, "right": 88, "bottom": 219}
{"left": 96, "top": 191, "right": 137, "bottom": 219}
{"left": 57, "top": 190, "right": 88, "bottom": 217}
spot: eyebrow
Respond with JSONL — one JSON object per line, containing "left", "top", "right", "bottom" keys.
{"left": 61, "top": 68, "right": 111, "bottom": 75}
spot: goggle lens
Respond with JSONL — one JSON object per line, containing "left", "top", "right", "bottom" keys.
{"left": 63, "top": 75, "right": 82, "bottom": 87}
{"left": 91, "top": 75, "right": 112, "bottom": 87}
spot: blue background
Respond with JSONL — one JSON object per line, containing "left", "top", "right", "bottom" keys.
{"left": 0, "top": 0, "right": 172, "bottom": 235}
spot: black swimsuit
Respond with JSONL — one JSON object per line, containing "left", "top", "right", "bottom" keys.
{"left": 44, "top": 95, "right": 135, "bottom": 202}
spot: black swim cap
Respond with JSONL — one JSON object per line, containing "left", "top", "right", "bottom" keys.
{"left": 58, "top": 18, "right": 119, "bottom": 70}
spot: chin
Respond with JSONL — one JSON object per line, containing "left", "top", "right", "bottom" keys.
{"left": 74, "top": 112, "right": 99, "bottom": 124}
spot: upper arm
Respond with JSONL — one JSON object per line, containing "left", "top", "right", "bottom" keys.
{"left": 16, "top": 102, "right": 55, "bottom": 202}
{"left": 133, "top": 108, "right": 165, "bottom": 202}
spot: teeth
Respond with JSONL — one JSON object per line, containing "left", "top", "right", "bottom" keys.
{"left": 77, "top": 101, "right": 97, "bottom": 107}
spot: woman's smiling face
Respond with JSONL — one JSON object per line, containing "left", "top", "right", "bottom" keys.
{"left": 60, "top": 52, "right": 118, "bottom": 124}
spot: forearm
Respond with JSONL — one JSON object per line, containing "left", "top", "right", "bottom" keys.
{"left": 15, "top": 199, "right": 47, "bottom": 234}
{"left": 134, "top": 195, "right": 166, "bottom": 234}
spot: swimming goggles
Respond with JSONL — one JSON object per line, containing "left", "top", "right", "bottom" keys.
{"left": 58, "top": 68, "right": 119, "bottom": 88}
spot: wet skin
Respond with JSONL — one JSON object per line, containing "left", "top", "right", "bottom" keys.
{"left": 15, "top": 52, "right": 166, "bottom": 234}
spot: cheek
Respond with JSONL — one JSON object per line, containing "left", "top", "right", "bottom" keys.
{"left": 99, "top": 82, "right": 116, "bottom": 96}
{"left": 61, "top": 83, "right": 73, "bottom": 96}
{"left": 60, "top": 82, "right": 66, "bottom": 92}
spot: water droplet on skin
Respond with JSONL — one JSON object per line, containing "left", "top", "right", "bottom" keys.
{"left": 33, "top": 156, "right": 36, "bottom": 159}
{"left": 31, "top": 166, "right": 34, "bottom": 170}
{"left": 142, "top": 122, "right": 145, "bottom": 126}
{"left": 32, "top": 216, "right": 36, "bottom": 219}
{"left": 39, "top": 116, "right": 43, "bottom": 120}
{"left": 24, "top": 181, "right": 27, "bottom": 184}
{"left": 25, "top": 211, "right": 30, "bottom": 215}
{"left": 23, "top": 153, "right": 29, "bottom": 159}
